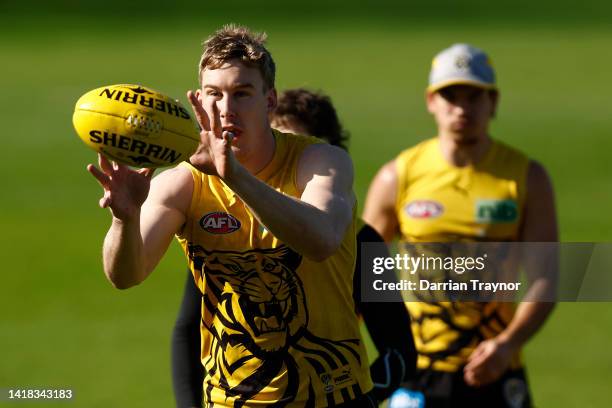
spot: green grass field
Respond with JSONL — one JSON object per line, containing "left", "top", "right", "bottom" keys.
{"left": 1, "top": 5, "right": 611, "bottom": 407}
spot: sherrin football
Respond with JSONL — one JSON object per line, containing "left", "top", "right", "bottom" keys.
{"left": 73, "top": 84, "right": 200, "bottom": 168}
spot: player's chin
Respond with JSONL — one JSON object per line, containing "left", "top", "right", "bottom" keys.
{"left": 452, "top": 131, "right": 479, "bottom": 146}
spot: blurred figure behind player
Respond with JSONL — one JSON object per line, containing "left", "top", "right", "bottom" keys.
{"left": 364, "top": 43, "right": 558, "bottom": 408}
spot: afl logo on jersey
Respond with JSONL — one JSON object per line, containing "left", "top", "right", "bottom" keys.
{"left": 200, "top": 212, "right": 241, "bottom": 234}
{"left": 405, "top": 200, "right": 444, "bottom": 219}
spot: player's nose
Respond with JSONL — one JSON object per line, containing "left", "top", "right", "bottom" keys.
{"left": 217, "top": 95, "right": 237, "bottom": 119}
{"left": 453, "top": 104, "right": 467, "bottom": 116}
{"left": 453, "top": 99, "right": 472, "bottom": 116}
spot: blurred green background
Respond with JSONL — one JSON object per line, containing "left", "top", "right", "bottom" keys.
{"left": 1, "top": 1, "right": 611, "bottom": 406}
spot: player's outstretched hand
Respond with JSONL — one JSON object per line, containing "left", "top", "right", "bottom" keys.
{"left": 186, "top": 90, "right": 238, "bottom": 180}
{"left": 463, "top": 338, "right": 514, "bottom": 387}
{"left": 87, "top": 153, "right": 154, "bottom": 221}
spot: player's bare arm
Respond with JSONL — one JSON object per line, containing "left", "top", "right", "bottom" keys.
{"left": 229, "top": 143, "right": 354, "bottom": 261}
{"left": 362, "top": 160, "right": 400, "bottom": 242}
{"left": 464, "top": 160, "right": 558, "bottom": 387}
{"left": 88, "top": 155, "right": 193, "bottom": 289}
{"left": 187, "top": 89, "right": 355, "bottom": 261}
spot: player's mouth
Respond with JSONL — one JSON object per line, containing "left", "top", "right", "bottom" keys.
{"left": 450, "top": 118, "right": 471, "bottom": 131}
{"left": 222, "top": 125, "right": 243, "bottom": 139}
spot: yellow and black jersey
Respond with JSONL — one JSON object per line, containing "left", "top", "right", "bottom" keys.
{"left": 395, "top": 137, "right": 529, "bottom": 372}
{"left": 176, "top": 130, "right": 372, "bottom": 407}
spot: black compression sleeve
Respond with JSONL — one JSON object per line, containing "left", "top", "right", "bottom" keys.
{"left": 354, "top": 224, "right": 417, "bottom": 402}
{"left": 171, "top": 270, "right": 204, "bottom": 408}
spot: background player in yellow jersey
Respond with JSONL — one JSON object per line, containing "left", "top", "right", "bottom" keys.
{"left": 171, "top": 88, "right": 416, "bottom": 407}
{"left": 88, "top": 25, "right": 375, "bottom": 407}
{"left": 363, "top": 44, "right": 558, "bottom": 407}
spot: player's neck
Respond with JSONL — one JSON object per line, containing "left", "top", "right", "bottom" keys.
{"left": 438, "top": 132, "right": 492, "bottom": 167}
{"left": 241, "top": 128, "right": 276, "bottom": 175}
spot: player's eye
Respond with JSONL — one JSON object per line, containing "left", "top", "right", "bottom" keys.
{"left": 439, "top": 89, "right": 456, "bottom": 103}
{"left": 206, "top": 90, "right": 221, "bottom": 97}
{"left": 235, "top": 90, "right": 250, "bottom": 98}
{"left": 469, "top": 90, "right": 485, "bottom": 102}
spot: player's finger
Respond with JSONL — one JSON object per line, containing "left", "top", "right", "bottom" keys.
{"left": 208, "top": 99, "right": 222, "bottom": 138}
{"left": 222, "top": 130, "right": 235, "bottom": 147}
{"left": 98, "top": 153, "right": 114, "bottom": 174}
{"left": 138, "top": 168, "right": 155, "bottom": 179}
{"left": 464, "top": 370, "right": 475, "bottom": 384}
{"left": 464, "top": 371, "right": 481, "bottom": 387}
{"left": 87, "top": 164, "right": 111, "bottom": 188}
{"left": 99, "top": 190, "right": 112, "bottom": 208}
{"left": 113, "top": 160, "right": 129, "bottom": 174}
{"left": 465, "top": 361, "right": 487, "bottom": 378}
{"left": 464, "top": 352, "right": 486, "bottom": 371}
{"left": 187, "top": 90, "right": 210, "bottom": 132}
{"left": 466, "top": 343, "right": 486, "bottom": 362}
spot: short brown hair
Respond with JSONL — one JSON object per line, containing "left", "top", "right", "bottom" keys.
{"left": 273, "top": 88, "right": 349, "bottom": 151}
{"left": 199, "top": 24, "right": 276, "bottom": 90}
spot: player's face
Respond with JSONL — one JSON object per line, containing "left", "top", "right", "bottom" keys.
{"left": 199, "top": 60, "right": 277, "bottom": 160}
{"left": 427, "top": 85, "right": 498, "bottom": 144}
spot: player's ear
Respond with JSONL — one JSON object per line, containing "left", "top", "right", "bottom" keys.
{"left": 195, "top": 89, "right": 203, "bottom": 102}
{"left": 425, "top": 90, "right": 436, "bottom": 114}
{"left": 266, "top": 88, "right": 278, "bottom": 114}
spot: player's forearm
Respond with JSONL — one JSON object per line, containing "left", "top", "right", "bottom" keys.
{"left": 496, "top": 301, "right": 555, "bottom": 351}
{"left": 102, "top": 216, "right": 147, "bottom": 289}
{"left": 225, "top": 167, "right": 347, "bottom": 261}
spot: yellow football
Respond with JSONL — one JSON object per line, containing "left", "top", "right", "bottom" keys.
{"left": 73, "top": 84, "right": 200, "bottom": 168}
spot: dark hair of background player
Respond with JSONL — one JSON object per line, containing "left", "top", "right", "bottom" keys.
{"left": 273, "top": 88, "right": 350, "bottom": 151}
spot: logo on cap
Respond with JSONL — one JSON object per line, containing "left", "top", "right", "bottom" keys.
{"left": 455, "top": 55, "right": 471, "bottom": 70}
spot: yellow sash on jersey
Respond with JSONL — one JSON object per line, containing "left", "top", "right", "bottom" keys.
{"left": 395, "top": 137, "right": 529, "bottom": 372}
{"left": 176, "top": 130, "right": 372, "bottom": 406}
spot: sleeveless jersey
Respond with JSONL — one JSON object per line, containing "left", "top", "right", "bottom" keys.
{"left": 394, "top": 137, "right": 529, "bottom": 372}
{"left": 176, "top": 130, "right": 372, "bottom": 407}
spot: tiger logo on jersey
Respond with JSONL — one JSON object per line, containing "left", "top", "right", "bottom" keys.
{"left": 195, "top": 245, "right": 307, "bottom": 353}
{"left": 402, "top": 241, "right": 519, "bottom": 371}
{"left": 187, "top": 244, "right": 363, "bottom": 406}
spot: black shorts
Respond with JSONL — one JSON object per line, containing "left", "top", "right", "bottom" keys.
{"left": 394, "top": 368, "right": 532, "bottom": 408}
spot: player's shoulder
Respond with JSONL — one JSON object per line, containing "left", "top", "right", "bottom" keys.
{"left": 526, "top": 159, "right": 554, "bottom": 190}
{"left": 151, "top": 162, "right": 194, "bottom": 187}
{"left": 295, "top": 138, "right": 354, "bottom": 194}
{"left": 300, "top": 139, "right": 353, "bottom": 171}
{"left": 491, "top": 138, "right": 529, "bottom": 163}
{"left": 147, "top": 162, "right": 194, "bottom": 213}
{"left": 274, "top": 130, "right": 350, "bottom": 170}
{"left": 275, "top": 129, "right": 324, "bottom": 155}
{"left": 374, "top": 159, "right": 398, "bottom": 187}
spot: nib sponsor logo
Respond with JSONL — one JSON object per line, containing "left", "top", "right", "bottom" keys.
{"left": 476, "top": 199, "right": 518, "bottom": 223}
{"left": 200, "top": 212, "right": 241, "bottom": 234}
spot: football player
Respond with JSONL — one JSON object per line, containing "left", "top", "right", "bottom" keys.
{"left": 363, "top": 43, "right": 558, "bottom": 408}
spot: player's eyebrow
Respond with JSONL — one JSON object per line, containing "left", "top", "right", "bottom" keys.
{"left": 203, "top": 82, "right": 256, "bottom": 91}
{"left": 232, "top": 82, "right": 256, "bottom": 90}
